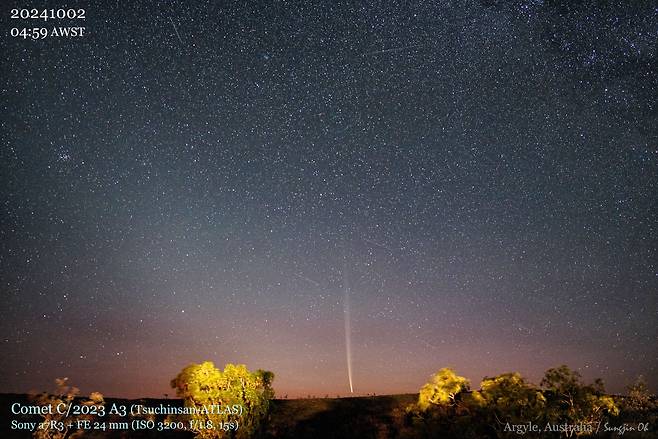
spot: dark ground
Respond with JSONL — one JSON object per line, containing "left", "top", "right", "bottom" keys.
{"left": 2, "top": 393, "right": 656, "bottom": 438}
{"left": 1, "top": 393, "right": 417, "bottom": 439}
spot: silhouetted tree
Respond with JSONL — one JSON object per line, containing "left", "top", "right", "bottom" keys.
{"left": 540, "top": 365, "right": 618, "bottom": 432}
{"left": 624, "top": 376, "right": 655, "bottom": 412}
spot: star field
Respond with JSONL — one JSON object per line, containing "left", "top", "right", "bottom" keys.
{"left": 1, "top": 1, "right": 656, "bottom": 398}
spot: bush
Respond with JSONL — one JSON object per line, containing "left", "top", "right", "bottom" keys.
{"left": 32, "top": 378, "right": 104, "bottom": 439}
{"left": 541, "top": 365, "right": 619, "bottom": 429}
{"left": 408, "top": 365, "right": 622, "bottom": 438}
{"left": 170, "top": 361, "right": 274, "bottom": 438}
{"left": 417, "top": 368, "right": 470, "bottom": 411}
{"left": 473, "top": 372, "right": 546, "bottom": 437}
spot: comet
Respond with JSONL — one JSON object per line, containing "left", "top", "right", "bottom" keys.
{"left": 343, "top": 267, "right": 354, "bottom": 394}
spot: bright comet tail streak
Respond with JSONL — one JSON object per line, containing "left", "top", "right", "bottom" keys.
{"left": 343, "top": 273, "right": 354, "bottom": 394}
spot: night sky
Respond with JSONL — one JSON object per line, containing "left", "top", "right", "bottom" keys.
{"left": 1, "top": 1, "right": 657, "bottom": 399}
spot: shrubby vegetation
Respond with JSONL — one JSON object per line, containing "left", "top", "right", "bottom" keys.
{"left": 407, "top": 365, "right": 629, "bottom": 438}
{"left": 417, "top": 367, "right": 470, "bottom": 411}
{"left": 615, "top": 376, "right": 658, "bottom": 438}
{"left": 32, "top": 378, "right": 104, "bottom": 439}
{"left": 623, "top": 376, "right": 655, "bottom": 413}
{"left": 170, "top": 361, "right": 275, "bottom": 439}
{"left": 24, "top": 365, "right": 653, "bottom": 438}
{"left": 540, "top": 365, "right": 618, "bottom": 429}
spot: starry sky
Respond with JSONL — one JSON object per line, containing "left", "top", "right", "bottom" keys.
{"left": 1, "top": 1, "right": 657, "bottom": 399}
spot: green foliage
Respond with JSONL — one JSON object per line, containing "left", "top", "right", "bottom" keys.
{"left": 406, "top": 369, "right": 476, "bottom": 438}
{"left": 417, "top": 368, "right": 470, "bottom": 411}
{"left": 407, "top": 365, "right": 625, "bottom": 438}
{"left": 171, "top": 361, "right": 275, "bottom": 439}
{"left": 471, "top": 372, "right": 546, "bottom": 437}
{"left": 540, "top": 365, "right": 619, "bottom": 432}
{"left": 32, "top": 378, "right": 104, "bottom": 439}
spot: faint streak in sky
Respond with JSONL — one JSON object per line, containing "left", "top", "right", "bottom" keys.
{"left": 293, "top": 273, "right": 321, "bottom": 287}
{"left": 363, "top": 237, "right": 395, "bottom": 253}
{"left": 169, "top": 17, "right": 183, "bottom": 44}
{"left": 360, "top": 44, "right": 422, "bottom": 56}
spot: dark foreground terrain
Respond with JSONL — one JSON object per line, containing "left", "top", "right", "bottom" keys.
{"left": 2, "top": 393, "right": 656, "bottom": 438}
{"left": 2, "top": 393, "right": 415, "bottom": 439}
{"left": 265, "top": 394, "right": 416, "bottom": 438}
